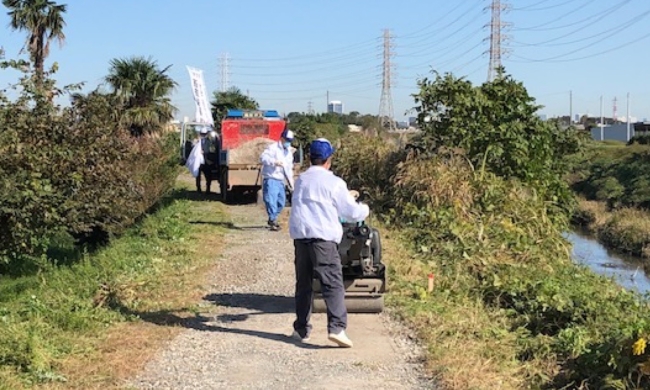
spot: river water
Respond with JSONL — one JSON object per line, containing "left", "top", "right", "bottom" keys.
{"left": 567, "top": 230, "right": 650, "bottom": 295}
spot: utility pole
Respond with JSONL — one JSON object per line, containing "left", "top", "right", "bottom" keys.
{"left": 600, "top": 95, "right": 604, "bottom": 141}
{"left": 326, "top": 90, "right": 329, "bottom": 112}
{"left": 627, "top": 92, "right": 631, "bottom": 141}
{"left": 218, "top": 52, "right": 230, "bottom": 92}
{"left": 569, "top": 90, "right": 573, "bottom": 125}
{"left": 378, "top": 28, "right": 396, "bottom": 132}
{"left": 487, "top": 0, "right": 510, "bottom": 82}
{"left": 613, "top": 97, "right": 618, "bottom": 124}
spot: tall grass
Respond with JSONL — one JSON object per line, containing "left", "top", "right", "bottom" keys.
{"left": 334, "top": 133, "right": 650, "bottom": 389}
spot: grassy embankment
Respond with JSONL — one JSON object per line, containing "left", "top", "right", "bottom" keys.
{"left": 567, "top": 139, "right": 650, "bottom": 260}
{"left": 0, "top": 173, "right": 229, "bottom": 390}
{"left": 336, "top": 134, "right": 650, "bottom": 389}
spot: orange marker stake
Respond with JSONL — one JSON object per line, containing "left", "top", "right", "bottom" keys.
{"left": 427, "top": 273, "right": 434, "bottom": 293}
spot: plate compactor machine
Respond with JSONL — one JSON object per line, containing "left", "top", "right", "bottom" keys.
{"left": 311, "top": 196, "right": 386, "bottom": 314}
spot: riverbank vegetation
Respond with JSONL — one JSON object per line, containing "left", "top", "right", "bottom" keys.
{"left": 0, "top": 1, "right": 226, "bottom": 387}
{"left": 334, "top": 69, "right": 650, "bottom": 389}
{"left": 0, "top": 186, "right": 229, "bottom": 389}
{"left": 567, "top": 139, "right": 650, "bottom": 259}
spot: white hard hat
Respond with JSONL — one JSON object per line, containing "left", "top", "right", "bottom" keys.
{"left": 199, "top": 126, "right": 209, "bottom": 134}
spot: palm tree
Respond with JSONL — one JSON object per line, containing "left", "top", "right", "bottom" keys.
{"left": 211, "top": 87, "right": 259, "bottom": 127}
{"left": 104, "top": 56, "right": 178, "bottom": 137}
{"left": 3, "top": 0, "right": 67, "bottom": 89}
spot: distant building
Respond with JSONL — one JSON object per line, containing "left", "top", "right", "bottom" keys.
{"left": 408, "top": 117, "right": 417, "bottom": 127}
{"left": 589, "top": 122, "right": 650, "bottom": 142}
{"left": 327, "top": 100, "right": 343, "bottom": 114}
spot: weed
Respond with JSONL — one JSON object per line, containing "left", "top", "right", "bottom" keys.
{"left": 335, "top": 133, "right": 650, "bottom": 389}
{"left": 0, "top": 180, "right": 228, "bottom": 387}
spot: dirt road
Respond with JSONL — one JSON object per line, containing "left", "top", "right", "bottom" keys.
{"left": 129, "top": 198, "right": 433, "bottom": 390}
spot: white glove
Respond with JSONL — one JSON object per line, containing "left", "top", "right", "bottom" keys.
{"left": 274, "top": 160, "right": 284, "bottom": 167}
{"left": 349, "top": 190, "right": 360, "bottom": 200}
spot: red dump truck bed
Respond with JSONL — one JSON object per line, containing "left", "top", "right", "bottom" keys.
{"left": 216, "top": 109, "right": 290, "bottom": 201}
{"left": 220, "top": 110, "right": 286, "bottom": 151}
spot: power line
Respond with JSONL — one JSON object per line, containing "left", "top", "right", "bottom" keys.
{"left": 398, "top": 0, "right": 484, "bottom": 40}
{"left": 398, "top": 0, "right": 484, "bottom": 43}
{"left": 229, "top": 46, "right": 379, "bottom": 69}
{"left": 512, "top": 0, "right": 627, "bottom": 32}
{"left": 512, "top": 1, "right": 640, "bottom": 47}
{"left": 233, "top": 38, "right": 378, "bottom": 62}
{"left": 511, "top": 0, "right": 583, "bottom": 12}
{"left": 510, "top": 29, "right": 650, "bottom": 63}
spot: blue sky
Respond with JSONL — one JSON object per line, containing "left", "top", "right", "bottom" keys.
{"left": 1, "top": 0, "right": 649, "bottom": 122}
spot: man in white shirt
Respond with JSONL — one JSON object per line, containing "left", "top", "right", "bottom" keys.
{"left": 260, "top": 129, "right": 295, "bottom": 231}
{"left": 195, "top": 126, "right": 216, "bottom": 193}
{"left": 289, "top": 138, "right": 369, "bottom": 348}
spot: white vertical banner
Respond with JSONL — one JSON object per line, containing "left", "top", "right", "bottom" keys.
{"left": 186, "top": 66, "right": 214, "bottom": 126}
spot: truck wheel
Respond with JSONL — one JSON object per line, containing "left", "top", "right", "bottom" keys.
{"left": 220, "top": 169, "right": 229, "bottom": 202}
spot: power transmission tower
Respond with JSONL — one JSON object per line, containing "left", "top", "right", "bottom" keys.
{"left": 218, "top": 52, "right": 230, "bottom": 92}
{"left": 378, "top": 29, "right": 396, "bottom": 132}
{"left": 307, "top": 100, "right": 314, "bottom": 114}
{"left": 486, "top": 0, "right": 511, "bottom": 82}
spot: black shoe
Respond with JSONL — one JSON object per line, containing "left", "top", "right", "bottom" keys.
{"left": 270, "top": 222, "right": 281, "bottom": 231}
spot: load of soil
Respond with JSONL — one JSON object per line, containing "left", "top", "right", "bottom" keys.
{"left": 228, "top": 138, "right": 275, "bottom": 165}
{"left": 227, "top": 138, "right": 297, "bottom": 165}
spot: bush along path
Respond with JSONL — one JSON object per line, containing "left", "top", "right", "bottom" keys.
{"left": 129, "top": 191, "right": 433, "bottom": 390}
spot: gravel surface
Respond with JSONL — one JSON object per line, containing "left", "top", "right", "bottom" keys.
{"left": 129, "top": 202, "right": 435, "bottom": 390}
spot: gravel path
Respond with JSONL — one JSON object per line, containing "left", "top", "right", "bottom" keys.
{"left": 129, "top": 201, "right": 434, "bottom": 390}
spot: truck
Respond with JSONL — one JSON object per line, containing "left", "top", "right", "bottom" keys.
{"left": 180, "top": 109, "right": 302, "bottom": 202}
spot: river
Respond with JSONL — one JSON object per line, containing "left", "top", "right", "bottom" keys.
{"left": 567, "top": 230, "right": 650, "bottom": 295}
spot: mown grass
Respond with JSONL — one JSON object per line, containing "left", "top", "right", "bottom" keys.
{"left": 0, "top": 173, "right": 229, "bottom": 389}
{"left": 335, "top": 133, "right": 650, "bottom": 389}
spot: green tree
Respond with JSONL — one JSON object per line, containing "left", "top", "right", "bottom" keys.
{"left": 412, "top": 67, "right": 582, "bottom": 212}
{"left": 210, "top": 87, "right": 259, "bottom": 127}
{"left": 2, "top": 0, "right": 66, "bottom": 90}
{"left": 104, "top": 56, "right": 178, "bottom": 137}
{"left": 285, "top": 111, "right": 349, "bottom": 150}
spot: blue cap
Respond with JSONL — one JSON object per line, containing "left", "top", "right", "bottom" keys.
{"left": 310, "top": 138, "right": 335, "bottom": 160}
{"left": 281, "top": 129, "right": 295, "bottom": 141}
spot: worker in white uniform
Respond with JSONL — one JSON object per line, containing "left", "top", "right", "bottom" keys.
{"left": 260, "top": 129, "right": 295, "bottom": 231}
{"left": 288, "top": 138, "right": 369, "bottom": 348}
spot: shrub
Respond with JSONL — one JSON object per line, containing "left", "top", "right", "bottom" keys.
{"left": 410, "top": 68, "right": 582, "bottom": 218}
{"left": 334, "top": 133, "right": 650, "bottom": 388}
{"left": 0, "top": 65, "right": 179, "bottom": 274}
{"left": 568, "top": 142, "right": 650, "bottom": 211}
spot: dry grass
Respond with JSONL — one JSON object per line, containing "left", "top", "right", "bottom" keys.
{"left": 39, "top": 323, "right": 177, "bottom": 390}
{"left": 381, "top": 230, "right": 525, "bottom": 390}
{"left": 575, "top": 197, "right": 650, "bottom": 258}
{"left": 394, "top": 152, "right": 475, "bottom": 216}
{"left": 575, "top": 198, "right": 609, "bottom": 230}
{"left": 35, "top": 173, "right": 228, "bottom": 390}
